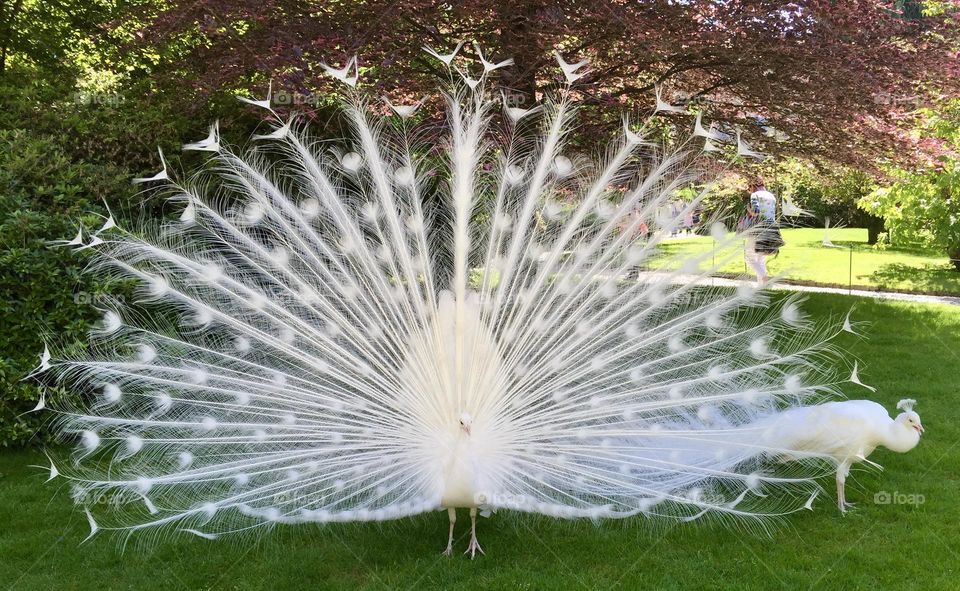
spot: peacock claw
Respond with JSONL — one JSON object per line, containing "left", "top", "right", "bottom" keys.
{"left": 442, "top": 546, "right": 453, "bottom": 557}
{"left": 464, "top": 537, "right": 484, "bottom": 559}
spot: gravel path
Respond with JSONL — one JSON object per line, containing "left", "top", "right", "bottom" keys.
{"left": 636, "top": 271, "right": 960, "bottom": 306}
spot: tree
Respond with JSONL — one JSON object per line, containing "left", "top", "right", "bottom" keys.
{"left": 767, "top": 159, "right": 883, "bottom": 238}
{"left": 0, "top": 0, "right": 121, "bottom": 77}
{"left": 120, "top": 0, "right": 960, "bottom": 167}
{"left": 861, "top": 160, "right": 960, "bottom": 269}
{"left": 861, "top": 164, "right": 960, "bottom": 269}
{"left": 860, "top": 99, "right": 960, "bottom": 268}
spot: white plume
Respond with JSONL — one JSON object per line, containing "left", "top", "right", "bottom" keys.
{"left": 736, "top": 130, "right": 766, "bottom": 160}
{"left": 41, "top": 65, "right": 846, "bottom": 549}
{"left": 321, "top": 56, "right": 359, "bottom": 87}
{"left": 473, "top": 43, "right": 514, "bottom": 72}
{"left": 30, "top": 389, "right": 47, "bottom": 413}
{"left": 237, "top": 81, "right": 273, "bottom": 111}
{"left": 423, "top": 41, "right": 465, "bottom": 66}
{"left": 501, "top": 92, "right": 540, "bottom": 123}
{"left": 455, "top": 67, "right": 481, "bottom": 90}
{"left": 95, "top": 214, "right": 116, "bottom": 235}
{"left": 51, "top": 224, "right": 85, "bottom": 247}
{"left": 131, "top": 147, "right": 169, "bottom": 184}
{"left": 252, "top": 119, "right": 292, "bottom": 141}
{"left": 781, "top": 195, "right": 808, "bottom": 217}
{"left": 842, "top": 310, "right": 857, "bottom": 335}
{"left": 654, "top": 85, "right": 686, "bottom": 114}
{"left": 693, "top": 112, "right": 724, "bottom": 140}
{"left": 25, "top": 344, "right": 52, "bottom": 379}
{"left": 384, "top": 96, "right": 427, "bottom": 119}
{"left": 849, "top": 360, "right": 876, "bottom": 392}
{"left": 554, "top": 51, "right": 588, "bottom": 83}
{"left": 45, "top": 453, "right": 59, "bottom": 481}
{"left": 183, "top": 121, "right": 221, "bottom": 152}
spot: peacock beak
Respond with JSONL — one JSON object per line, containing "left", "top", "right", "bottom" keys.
{"left": 915, "top": 424, "right": 924, "bottom": 435}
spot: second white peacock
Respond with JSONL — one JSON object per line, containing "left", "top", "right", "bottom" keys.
{"left": 38, "top": 47, "right": 851, "bottom": 556}
{"left": 763, "top": 398, "right": 923, "bottom": 512}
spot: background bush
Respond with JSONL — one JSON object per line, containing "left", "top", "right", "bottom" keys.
{"left": 860, "top": 102, "right": 960, "bottom": 268}
{"left": 0, "top": 128, "right": 134, "bottom": 446}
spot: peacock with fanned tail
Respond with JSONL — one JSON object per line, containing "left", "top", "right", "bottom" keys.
{"left": 34, "top": 45, "right": 857, "bottom": 557}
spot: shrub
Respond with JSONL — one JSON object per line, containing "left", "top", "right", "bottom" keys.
{"left": 860, "top": 159, "right": 960, "bottom": 270}
{"left": 0, "top": 129, "right": 133, "bottom": 446}
{"left": 859, "top": 102, "right": 960, "bottom": 270}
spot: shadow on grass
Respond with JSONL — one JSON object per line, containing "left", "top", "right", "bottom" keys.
{"left": 869, "top": 263, "right": 960, "bottom": 295}
{"left": 783, "top": 235, "right": 942, "bottom": 257}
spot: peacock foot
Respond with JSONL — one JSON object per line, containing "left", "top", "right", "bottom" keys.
{"left": 464, "top": 535, "right": 485, "bottom": 559}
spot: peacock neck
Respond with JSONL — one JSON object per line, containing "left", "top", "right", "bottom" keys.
{"left": 881, "top": 421, "right": 920, "bottom": 453}
{"left": 440, "top": 429, "right": 478, "bottom": 509}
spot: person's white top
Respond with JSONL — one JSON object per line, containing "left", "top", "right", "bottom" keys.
{"left": 750, "top": 190, "right": 777, "bottom": 222}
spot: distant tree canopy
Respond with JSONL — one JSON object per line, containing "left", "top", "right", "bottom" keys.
{"left": 115, "top": 0, "right": 960, "bottom": 168}
{"left": 860, "top": 100, "right": 960, "bottom": 268}
{"left": 0, "top": 0, "right": 119, "bottom": 77}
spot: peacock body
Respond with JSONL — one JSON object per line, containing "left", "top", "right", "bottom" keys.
{"left": 37, "top": 48, "right": 849, "bottom": 554}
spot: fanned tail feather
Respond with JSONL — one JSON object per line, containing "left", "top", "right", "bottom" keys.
{"left": 41, "top": 66, "right": 843, "bottom": 541}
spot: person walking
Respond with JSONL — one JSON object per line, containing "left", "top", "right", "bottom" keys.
{"left": 743, "top": 177, "right": 784, "bottom": 286}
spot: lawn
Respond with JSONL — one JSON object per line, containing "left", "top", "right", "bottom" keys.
{"left": 2, "top": 293, "right": 959, "bottom": 590}
{"left": 652, "top": 228, "right": 960, "bottom": 295}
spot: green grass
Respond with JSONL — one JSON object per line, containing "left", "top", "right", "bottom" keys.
{"left": 2, "top": 293, "right": 959, "bottom": 590}
{"left": 653, "top": 228, "right": 960, "bottom": 295}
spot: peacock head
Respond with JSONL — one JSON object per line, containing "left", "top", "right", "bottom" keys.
{"left": 458, "top": 412, "right": 473, "bottom": 436}
{"left": 895, "top": 399, "right": 924, "bottom": 435}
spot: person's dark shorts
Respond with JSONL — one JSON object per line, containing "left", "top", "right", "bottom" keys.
{"left": 754, "top": 223, "right": 784, "bottom": 254}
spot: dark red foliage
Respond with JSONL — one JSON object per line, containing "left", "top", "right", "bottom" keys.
{"left": 128, "top": 0, "right": 960, "bottom": 167}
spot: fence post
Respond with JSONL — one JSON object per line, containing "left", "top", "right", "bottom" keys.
{"left": 848, "top": 246, "right": 853, "bottom": 295}
{"left": 712, "top": 239, "right": 716, "bottom": 287}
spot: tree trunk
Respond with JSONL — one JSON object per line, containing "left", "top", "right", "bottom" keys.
{"left": 949, "top": 247, "right": 960, "bottom": 272}
{"left": 901, "top": 0, "right": 923, "bottom": 20}
{"left": 865, "top": 213, "right": 885, "bottom": 245}
{"left": 496, "top": 0, "right": 548, "bottom": 106}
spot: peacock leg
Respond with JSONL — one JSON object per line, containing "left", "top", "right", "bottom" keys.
{"left": 836, "top": 464, "right": 854, "bottom": 512}
{"left": 464, "top": 507, "right": 484, "bottom": 558}
{"left": 836, "top": 471, "right": 845, "bottom": 512}
{"left": 443, "top": 507, "right": 456, "bottom": 556}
